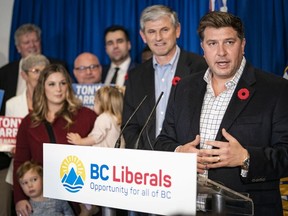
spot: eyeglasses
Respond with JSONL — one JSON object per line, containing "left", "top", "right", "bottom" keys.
{"left": 74, "top": 64, "right": 100, "bottom": 72}
{"left": 28, "top": 68, "right": 42, "bottom": 75}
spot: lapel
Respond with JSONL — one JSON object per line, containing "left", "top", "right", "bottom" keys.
{"left": 174, "top": 50, "right": 192, "bottom": 79}
{"left": 216, "top": 63, "right": 256, "bottom": 140}
{"left": 141, "top": 60, "right": 156, "bottom": 112}
{"left": 187, "top": 73, "right": 207, "bottom": 139}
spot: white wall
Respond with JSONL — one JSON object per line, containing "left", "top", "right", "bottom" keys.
{"left": 0, "top": 0, "right": 14, "bottom": 67}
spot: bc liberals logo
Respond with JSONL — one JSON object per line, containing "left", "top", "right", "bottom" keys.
{"left": 60, "top": 155, "right": 86, "bottom": 193}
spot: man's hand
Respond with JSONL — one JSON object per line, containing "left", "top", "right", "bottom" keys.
{"left": 199, "top": 128, "right": 248, "bottom": 169}
{"left": 176, "top": 135, "right": 208, "bottom": 174}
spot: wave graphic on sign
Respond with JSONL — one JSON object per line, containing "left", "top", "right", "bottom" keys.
{"left": 60, "top": 155, "right": 86, "bottom": 193}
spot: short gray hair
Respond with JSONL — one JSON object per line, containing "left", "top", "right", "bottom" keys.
{"left": 140, "top": 5, "right": 180, "bottom": 32}
{"left": 14, "top": 23, "right": 41, "bottom": 46}
{"left": 21, "top": 54, "right": 50, "bottom": 73}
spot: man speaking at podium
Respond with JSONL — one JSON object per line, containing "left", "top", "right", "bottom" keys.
{"left": 155, "top": 11, "right": 288, "bottom": 216}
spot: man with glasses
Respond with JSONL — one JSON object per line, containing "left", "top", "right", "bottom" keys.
{"left": 102, "top": 25, "right": 136, "bottom": 86}
{"left": 73, "top": 52, "right": 102, "bottom": 84}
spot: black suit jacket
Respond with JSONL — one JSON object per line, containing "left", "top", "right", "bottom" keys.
{"left": 101, "top": 61, "right": 137, "bottom": 85}
{"left": 123, "top": 49, "right": 207, "bottom": 150}
{"left": 155, "top": 63, "right": 288, "bottom": 215}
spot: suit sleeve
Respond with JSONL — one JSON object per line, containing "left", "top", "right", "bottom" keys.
{"left": 122, "top": 72, "right": 141, "bottom": 149}
{"left": 244, "top": 81, "right": 288, "bottom": 182}
{"left": 154, "top": 84, "right": 184, "bottom": 152}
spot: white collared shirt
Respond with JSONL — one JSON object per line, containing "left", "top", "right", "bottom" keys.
{"left": 104, "top": 57, "right": 131, "bottom": 86}
{"left": 200, "top": 57, "right": 246, "bottom": 177}
{"left": 154, "top": 46, "right": 180, "bottom": 137}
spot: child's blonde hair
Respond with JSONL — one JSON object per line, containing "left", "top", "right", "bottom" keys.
{"left": 95, "top": 86, "right": 124, "bottom": 125}
{"left": 16, "top": 161, "right": 43, "bottom": 180}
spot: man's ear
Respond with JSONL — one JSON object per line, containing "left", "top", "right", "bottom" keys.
{"left": 139, "top": 30, "right": 147, "bottom": 44}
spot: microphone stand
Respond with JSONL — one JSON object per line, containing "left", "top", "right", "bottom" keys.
{"left": 114, "top": 95, "right": 148, "bottom": 148}
{"left": 134, "top": 92, "right": 163, "bottom": 150}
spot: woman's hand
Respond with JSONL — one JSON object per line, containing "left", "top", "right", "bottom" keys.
{"left": 16, "top": 200, "right": 32, "bottom": 216}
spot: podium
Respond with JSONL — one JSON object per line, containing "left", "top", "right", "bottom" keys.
{"left": 197, "top": 175, "right": 254, "bottom": 215}
{"left": 43, "top": 144, "right": 254, "bottom": 215}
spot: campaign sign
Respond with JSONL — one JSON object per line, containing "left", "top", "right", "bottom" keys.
{"left": 72, "top": 83, "right": 103, "bottom": 109}
{"left": 0, "top": 116, "right": 22, "bottom": 152}
{"left": 43, "top": 144, "right": 197, "bottom": 215}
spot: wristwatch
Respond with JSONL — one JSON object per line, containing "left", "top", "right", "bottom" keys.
{"left": 241, "top": 152, "right": 250, "bottom": 178}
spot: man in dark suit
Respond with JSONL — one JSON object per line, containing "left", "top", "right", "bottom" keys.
{"left": 0, "top": 23, "right": 66, "bottom": 115}
{"left": 102, "top": 25, "right": 136, "bottom": 86}
{"left": 155, "top": 11, "right": 288, "bottom": 216}
{"left": 123, "top": 5, "right": 207, "bottom": 152}
{"left": 0, "top": 23, "right": 66, "bottom": 216}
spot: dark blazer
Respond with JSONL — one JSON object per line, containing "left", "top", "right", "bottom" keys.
{"left": 123, "top": 49, "right": 207, "bottom": 150}
{"left": 155, "top": 63, "right": 288, "bottom": 215}
{"left": 101, "top": 60, "right": 137, "bottom": 84}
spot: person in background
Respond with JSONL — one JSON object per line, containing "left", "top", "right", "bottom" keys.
{"left": 0, "top": 24, "right": 45, "bottom": 216}
{"left": 102, "top": 25, "right": 136, "bottom": 86}
{"left": 6, "top": 54, "right": 50, "bottom": 117}
{"left": 5, "top": 53, "right": 49, "bottom": 188}
{"left": 73, "top": 52, "right": 102, "bottom": 84}
{"left": 67, "top": 86, "right": 124, "bottom": 148}
{"left": 123, "top": 5, "right": 207, "bottom": 151}
{"left": 155, "top": 11, "right": 288, "bottom": 216}
{"left": 13, "top": 64, "right": 97, "bottom": 216}
{"left": 1, "top": 54, "right": 49, "bottom": 216}
{"left": 16, "top": 161, "right": 74, "bottom": 216}
{"left": 0, "top": 23, "right": 66, "bottom": 115}
{"left": 141, "top": 45, "right": 153, "bottom": 63}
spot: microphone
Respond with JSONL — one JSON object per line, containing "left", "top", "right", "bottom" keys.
{"left": 134, "top": 91, "right": 164, "bottom": 150}
{"left": 114, "top": 95, "right": 148, "bottom": 148}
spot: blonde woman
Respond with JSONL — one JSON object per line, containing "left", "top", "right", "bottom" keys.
{"left": 67, "top": 86, "right": 125, "bottom": 148}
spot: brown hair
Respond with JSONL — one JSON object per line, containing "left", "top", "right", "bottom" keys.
{"left": 197, "top": 11, "right": 245, "bottom": 41}
{"left": 16, "top": 161, "right": 43, "bottom": 180}
{"left": 31, "top": 64, "right": 82, "bottom": 127}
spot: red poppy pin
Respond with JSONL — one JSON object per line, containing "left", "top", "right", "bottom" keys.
{"left": 124, "top": 73, "right": 128, "bottom": 80}
{"left": 172, "top": 76, "right": 181, "bottom": 86}
{"left": 237, "top": 88, "right": 249, "bottom": 100}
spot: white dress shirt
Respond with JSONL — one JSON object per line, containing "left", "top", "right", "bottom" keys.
{"left": 104, "top": 57, "right": 131, "bottom": 86}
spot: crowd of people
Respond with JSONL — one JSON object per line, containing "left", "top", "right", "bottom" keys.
{"left": 0, "top": 4, "right": 287, "bottom": 216}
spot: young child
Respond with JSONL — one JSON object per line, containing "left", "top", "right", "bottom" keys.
{"left": 16, "top": 161, "right": 74, "bottom": 216}
{"left": 67, "top": 86, "right": 125, "bottom": 148}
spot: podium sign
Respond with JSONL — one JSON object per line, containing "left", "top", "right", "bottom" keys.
{"left": 43, "top": 144, "right": 197, "bottom": 215}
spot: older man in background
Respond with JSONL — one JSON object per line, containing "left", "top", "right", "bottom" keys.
{"left": 73, "top": 52, "right": 102, "bottom": 84}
